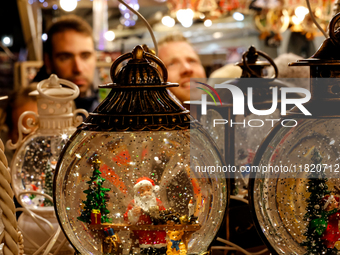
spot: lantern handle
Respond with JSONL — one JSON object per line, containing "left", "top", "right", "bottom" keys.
{"left": 117, "top": 0, "right": 158, "bottom": 56}
{"left": 144, "top": 52, "right": 168, "bottom": 82}
{"left": 110, "top": 49, "right": 168, "bottom": 83}
{"left": 37, "top": 74, "right": 80, "bottom": 101}
{"left": 73, "top": 109, "right": 89, "bottom": 127}
{"left": 329, "top": 12, "right": 340, "bottom": 46}
{"left": 242, "top": 49, "right": 278, "bottom": 79}
{"left": 110, "top": 52, "right": 132, "bottom": 83}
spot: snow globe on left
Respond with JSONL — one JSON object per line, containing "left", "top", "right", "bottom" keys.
{"left": 6, "top": 74, "right": 88, "bottom": 254}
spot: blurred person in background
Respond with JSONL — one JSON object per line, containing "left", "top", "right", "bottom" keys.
{"left": 209, "top": 63, "right": 242, "bottom": 79}
{"left": 0, "top": 84, "right": 38, "bottom": 164}
{"left": 33, "top": 15, "right": 98, "bottom": 112}
{"left": 157, "top": 33, "right": 206, "bottom": 106}
{"left": 267, "top": 52, "right": 310, "bottom": 89}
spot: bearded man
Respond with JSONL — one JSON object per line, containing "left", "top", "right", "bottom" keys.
{"left": 124, "top": 177, "right": 167, "bottom": 254}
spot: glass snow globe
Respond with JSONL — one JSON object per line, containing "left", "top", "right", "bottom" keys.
{"left": 54, "top": 45, "right": 228, "bottom": 255}
{"left": 249, "top": 13, "right": 340, "bottom": 255}
{"left": 8, "top": 74, "right": 87, "bottom": 210}
{"left": 7, "top": 74, "right": 87, "bottom": 254}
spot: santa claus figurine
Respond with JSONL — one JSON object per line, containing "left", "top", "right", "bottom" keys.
{"left": 320, "top": 195, "right": 340, "bottom": 249}
{"left": 124, "top": 177, "right": 167, "bottom": 254}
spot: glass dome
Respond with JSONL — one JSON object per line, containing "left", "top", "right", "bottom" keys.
{"left": 12, "top": 132, "right": 71, "bottom": 209}
{"left": 249, "top": 13, "right": 340, "bottom": 255}
{"left": 250, "top": 118, "right": 340, "bottom": 254}
{"left": 54, "top": 45, "right": 228, "bottom": 255}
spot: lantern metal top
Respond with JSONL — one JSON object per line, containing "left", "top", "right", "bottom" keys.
{"left": 81, "top": 45, "right": 192, "bottom": 132}
{"left": 287, "top": 12, "right": 340, "bottom": 118}
{"left": 30, "top": 74, "right": 85, "bottom": 129}
{"left": 29, "top": 74, "right": 79, "bottom": 98}
{"left": 290, "top": 13, "right": 340, "bottom": 67}
{"left": 7, "top": 74, "right": 88, "bottom": 150}
{"left": 207, "top": 46, "right": 287, "bottom": 107}
{"left": 109, "top": 45, "right": 169, "bottom": 86}
{"left": 236, "top": 46, "right": 278, "bottom": 78}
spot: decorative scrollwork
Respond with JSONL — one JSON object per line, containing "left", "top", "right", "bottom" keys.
{"left": 73, "top": 109, "right": 89, "bottom": 127}
{"left": 6, "top": 111, "right": 39, "bottom": 150}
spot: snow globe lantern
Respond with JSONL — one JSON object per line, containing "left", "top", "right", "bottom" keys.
{"left": 248, "top": 13, "right": 340, "bottom": 255}
{"left": 54, "top": 45, "right": 228, "bottom": 255}
{"left": 189, "top": 46, "right": 295, "bottom": 194}
{"left": 7, "top": 74, "right": 87, "bottom": 254}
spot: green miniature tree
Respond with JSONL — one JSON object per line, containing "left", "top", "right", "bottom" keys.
{"left": 302, "top": 148, "right": 330, "bottom": 255}
{"left": 44, "top": 160, "right": 53, "bottom": 206}
{"left": 77, "top": 157, "right": 111, "bottom": 224}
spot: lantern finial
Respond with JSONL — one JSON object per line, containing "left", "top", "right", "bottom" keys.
{"left": 7, "top": 74, "right": 88, "bottom": 150}
{"left": 132, "top": 45, "right": 144, "bottom": 60}
{"left": 49, "top": 74, "right": 59, "bottom": 88}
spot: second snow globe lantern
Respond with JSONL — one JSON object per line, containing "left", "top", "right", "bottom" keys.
{"left": 8, "top": 74, "right": 87, "bottom": 210}
{"left": 249, "top": 12, "right": 340, "bottom": 255}
{"left": 54, "top": 45, "right": 228, "bottom": 254}
{"left": 7, "top": 74, "right": 88, "bottom": 254}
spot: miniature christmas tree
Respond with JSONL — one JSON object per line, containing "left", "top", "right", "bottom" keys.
{"left": 302, "top": 148, "right": 330, "bottom": 255}
{"left": 77, "top": 156, "right": 111, "bottom": 224}
{"left": 44, "top": 160, "right": 53, "bottom": 206}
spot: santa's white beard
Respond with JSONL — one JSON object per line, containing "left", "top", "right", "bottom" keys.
{"left": 135, "top": 192, "right": 157, "bottom": 212}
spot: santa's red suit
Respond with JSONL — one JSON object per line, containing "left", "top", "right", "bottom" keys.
{"left": 124, "top": 198, "right": 167, "bottom": 248}
{"left": 321, "top": 211, "right": 340, "bottom": 248}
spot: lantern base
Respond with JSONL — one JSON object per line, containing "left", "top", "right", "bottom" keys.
{"left": 90, "top": 223, "right": 200, "bottom": 255}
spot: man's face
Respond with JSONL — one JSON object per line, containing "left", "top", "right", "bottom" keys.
{"left": 158, "top": 41, "right": 206, "bottom": 103}
{"left": 46, "top": 30, "right": 96, "bottom": 96}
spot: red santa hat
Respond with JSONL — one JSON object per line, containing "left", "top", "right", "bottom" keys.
{"left": 321, "top": 195, "right": 340, "bottom": 210}
{"left": 134, "top": 177, "right": 159, "bottom": 194}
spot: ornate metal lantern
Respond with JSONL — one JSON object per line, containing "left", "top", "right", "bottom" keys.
{"left": 7, "top": 74, "right": 87, "bottom": 254}
{"left": 249, "top": 13, "right": 340, "bottom": 255}
{"left": 189, "top": 45, "right": 291, "bottom": 194}
{"left": 188, "top": 46, "right": 307, "bottom": 250}
{"left": 54, "top": 45, "right": 228, "bottom": 255}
